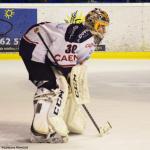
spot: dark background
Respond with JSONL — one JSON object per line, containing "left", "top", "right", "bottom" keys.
{"left": 0, "top": 0, "right": 149, "bottom": 3}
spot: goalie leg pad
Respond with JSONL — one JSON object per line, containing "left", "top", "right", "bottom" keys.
{"left": 47, "top": 75, "right": 69, "bottom": 136}
{"left": 64, "top": 89, "right": 87, "bottom": 134}
{"left": 32, "top": 99, "right": 51, "bottom": 135}
{"left": 31, "top": 83, "right": 69, "bottom": 143}
{"left": 70, "top": 64, "right": 90, "bottom": 104}
{"left": 63, "top": 64, "right": 89, "bottom": 134}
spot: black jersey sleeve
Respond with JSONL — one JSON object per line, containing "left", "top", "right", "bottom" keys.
{"left": 65, "top": 24, "right": 93, "bottom": 43}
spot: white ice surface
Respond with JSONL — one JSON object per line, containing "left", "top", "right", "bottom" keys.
{"left": 0, "top": 59, "right": 150, "bottom": 150}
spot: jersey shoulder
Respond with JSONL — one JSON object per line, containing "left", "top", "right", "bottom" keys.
{"left": 25, "top": 22, "right": 68, "bottom": 35}
{"left": 65, "top": 24, "right": 93, "bottom": 43}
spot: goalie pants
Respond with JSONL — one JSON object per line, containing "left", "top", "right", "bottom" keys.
{"left": 19, "top": 38, "right": 57, "bottom": 90}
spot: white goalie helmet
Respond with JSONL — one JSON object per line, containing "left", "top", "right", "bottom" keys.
{"left": 85, "top": 8, "right": 109, "bottom": 44}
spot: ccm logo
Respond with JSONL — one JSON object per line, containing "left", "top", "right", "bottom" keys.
{"left": 85, "top": 43, "right": 95, "bottom": 48}
{"left": 73, "top": 74, "right": 79, "bottom": 98}
{"left": 53, "top": 90, "right": 64, "bottom": 115}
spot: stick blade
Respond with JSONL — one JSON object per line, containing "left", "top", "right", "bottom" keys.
{"left": 99, "top": 121, "right": 112, "bottom": 137}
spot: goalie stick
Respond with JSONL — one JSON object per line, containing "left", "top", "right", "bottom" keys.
{"left": 34, "top": 27, "right": 112, "bottom": 136}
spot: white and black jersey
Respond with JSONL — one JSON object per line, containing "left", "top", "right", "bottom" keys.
{"left": 21, "top": 22, "right": 95, "bottom": 68}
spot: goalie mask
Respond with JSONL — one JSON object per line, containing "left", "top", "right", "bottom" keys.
{"left": 85, "top": 8, "right": 109, "bottom": 45}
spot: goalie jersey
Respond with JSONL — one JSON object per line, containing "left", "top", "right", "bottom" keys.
{"left": 22, "top": 22, "right": 95, "bottom": 68}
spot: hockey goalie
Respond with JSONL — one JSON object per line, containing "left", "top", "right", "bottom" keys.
{"left": 19, "top": 8, "right": 109, "bottom": 143}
